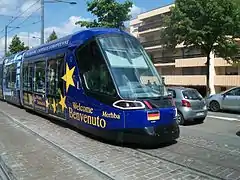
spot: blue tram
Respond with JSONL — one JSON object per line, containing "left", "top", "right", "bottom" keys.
{"left": 0, "top": 28, "right": 179, "bottom": 145}
{"left": 1, "top": 51, "right": 25, "bottom": 105}
{"left": 0, "top": 57, "right": 4, "bottom": 100}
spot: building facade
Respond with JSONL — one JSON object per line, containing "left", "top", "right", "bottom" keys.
{"left": 130, "top": 4, "right": 240, "bottom": 96}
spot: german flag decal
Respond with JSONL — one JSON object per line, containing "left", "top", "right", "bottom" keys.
{"left": 147, "top": 111, "right": 160, "bottom": 121}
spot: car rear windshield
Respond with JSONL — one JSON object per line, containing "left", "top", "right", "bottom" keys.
{"left": 182, "top": 89, "right": 202, "bottom": 100}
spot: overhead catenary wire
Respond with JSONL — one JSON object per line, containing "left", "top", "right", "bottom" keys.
{"left": 0, "top": 20, "right": 41, "bottom": 40}
{"left": 5, "top": 8, "right": 41, "bottom": 38}
{"left": 0, "top": 0, "right": 41, "bottom": 34}
{"left": 6, "top": 0, "right": 41, "bottom": 26}
{"left": 16, "top": 7, "right": 41, "bottom": 28}
{"left": 0, "top": 3, "right": 41, "bottom": 40}
{"left": 0, "top": 14, "right": 38, "bottom": 19}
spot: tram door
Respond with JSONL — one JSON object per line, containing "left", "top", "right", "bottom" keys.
{"left": 22, "top": 62, "right": 34, "bottom": 108}
{"left": 33, "top": 60, "right": 46, "bottom": 112}
{"left": 46, "top": 54, "right": 65, "bottom": 119}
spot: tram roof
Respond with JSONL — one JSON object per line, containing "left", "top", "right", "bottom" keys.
{"left": 24, "top": 27, "right": 129, "bottom": 58}
{"left": 3, "top": 51, "right": 26, "bottom": 65}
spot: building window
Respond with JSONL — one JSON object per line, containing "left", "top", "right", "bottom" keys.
{"left": 225, "top": 67, "right": 238, "bottom": 75}
{"left": 182, "top": 47, "right": 203, "bottom": 58}
{"left": 182, "top": 67, "right": 207, "bottom": 75}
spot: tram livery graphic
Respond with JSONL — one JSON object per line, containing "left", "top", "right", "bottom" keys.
{"left": 0, "top": 28, "right": 179, "bottom": 145}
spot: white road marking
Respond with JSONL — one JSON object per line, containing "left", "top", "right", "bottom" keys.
{"left": 207, "top": 115, "right": 240, "bottom": 122}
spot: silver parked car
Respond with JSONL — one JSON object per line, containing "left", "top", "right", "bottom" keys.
{"left": 206, "top": 86, "right": 240, "bottom": 112}
{"left": 167, "top": 87, "right": 208, "bottom": 125}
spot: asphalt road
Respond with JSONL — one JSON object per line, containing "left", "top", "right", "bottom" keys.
{"left": 181, "top": 111, "right": 240, "bottom": 147}
{"left": 0, "top": 101, "right": 239, "bottom": 180}
{"left": 207, "top": 111, "right": 240, "bottom": 122}
{"left": 138, "top": 111, "right": 240, "bottom": 179}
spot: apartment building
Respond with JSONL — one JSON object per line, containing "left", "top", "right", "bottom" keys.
{"left": 130, "top": 4, "right": 240, "bottom": 96}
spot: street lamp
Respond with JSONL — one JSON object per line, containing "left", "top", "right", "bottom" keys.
{"left": 40, "top": 0, "right": 77, "bottom": 44}
{"left": 4, "top": 25, "right": 20, "bottom": 56}
{"left": 32, "top": 36, "right": 41, "bottom": 39}
{"left": 47, "top": 0, "right": 77, "bottom": 4}
{"left": 28, "top": 36, "right": 41, "bottom": 47}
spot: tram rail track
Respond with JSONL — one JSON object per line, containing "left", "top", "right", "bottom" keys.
{"left": 177, "top": 136, "right": 240, "bottom": 158}
{"left": 133, "top": 136, "right": 240, "bottom": 180}
{"left": 2, "top": 112, "right": 114, "bottom": 180}
{"left": 0, "top": 112, "right": 223, "bottom": 180}
{"left": 1, "top": 104, "right": 238, "bottom": 180}
{"left": 135, "top": 149, "right": 224, "bottom": 180}
{"left": 0, "top": 156, "right": 15, "bottom": 180}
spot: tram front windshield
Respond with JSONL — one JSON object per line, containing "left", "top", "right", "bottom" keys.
{"left": 97, "top": 35, "right": 167, "bottom": 99}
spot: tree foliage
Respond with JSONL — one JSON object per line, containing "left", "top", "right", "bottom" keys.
{"left": 75, "top": 0, "right": 133, "bottom": 29}
{"left": 160, "top": 0, "right": 240, "bottom": 95}
{"left": 5, "top": 51, "right": 11, "bottom": 57}
{"left": 8, "top": 35, "right": 29, "bottom": 55}
{"left": 46, "top": 30, "right": 58, "bottom": 43}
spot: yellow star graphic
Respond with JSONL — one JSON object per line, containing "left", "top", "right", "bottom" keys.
{"left": 59, "top": 93, "right": 67, "bottom": 112}
{"left": 52, "top": 99, "right": 57, "bottom": 113}
{"left": 45, "top": 99, "right": 49, "bottom": 108}
{"left": 61, "top": 63, "right": 75, "bottom": 92}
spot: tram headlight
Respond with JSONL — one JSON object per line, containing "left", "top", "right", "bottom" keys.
{"left": 113, "top": 100, "right": 146, "bottom": 110}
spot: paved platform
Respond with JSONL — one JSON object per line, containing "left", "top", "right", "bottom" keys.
{"left": 0, "top": 101, "right": 218, "bottom": 180}
{"left": 0, "top": 112, "right": 111, "bottom": 180}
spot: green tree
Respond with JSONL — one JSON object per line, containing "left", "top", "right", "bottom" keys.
{"left": 46, "top": 30, "right": 58, "bottom": 43}
{"left": 5, "top": 51, "right": 11, "bottom": 57}
{"left": 75, "top": 0, "right": 133, "bottom": 29}
{"left": 8, "top": 35, "right": 29, "bottom": 55}
{"left": 160, "top": 0, "right": 240, "bottom": 96}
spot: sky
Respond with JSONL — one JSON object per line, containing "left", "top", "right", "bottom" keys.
{"left": 0, "top": 0, "right": 174, "bottom": 57}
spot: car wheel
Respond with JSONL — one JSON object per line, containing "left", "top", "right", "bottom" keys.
{"left": 176, "top": 111, "right": 184, "bottom": 125}
{"left": 209, "top": 101, "right": 220, "bottom": 112}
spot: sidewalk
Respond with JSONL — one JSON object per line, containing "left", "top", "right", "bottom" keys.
{"left": 0, "top": 101, "right": 217, "bottom": 180}
{"left": 0, "top": 112, "right": 108, "bottom": 180}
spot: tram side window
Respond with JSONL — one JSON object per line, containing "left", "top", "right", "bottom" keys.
{"left": 0, "top": 65, "right": 2, "bottom": 88}
{"left": 11, "top": 66, "right": 16, "bottom": 88}
{"left": 47, "top": 55, "right": 64, "bottom": 96}
{"left": 47, "top": 59, "right": 57, "bottom": 95}
{"left": 23, "top": 63, "right": 28, "bottom": 91}
{"left": 28, "top": 64, "right": 34, "bottom": 91}
{"left": 6, "top": 64, "right": 16, "bottom": 89}
{"left": 34, "top": 61, "right": 45, "bottom": 93}
{"left": 56, "top": 56, "right": 64, "bottom": 97}
{"left": 76, "top": 41, "right": 116, "bottom": 96}
{"left": 5, "top": 66, "right": 10, "bottom": 88}
{"left": 23, "top": 63, "right": 34, "bottom": 91}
